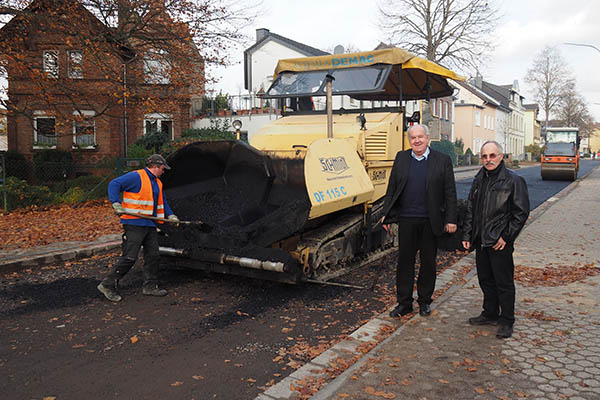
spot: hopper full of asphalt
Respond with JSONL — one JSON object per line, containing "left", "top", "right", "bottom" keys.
{"left": 158, "top": 141, "right": 310, "bottom": 273}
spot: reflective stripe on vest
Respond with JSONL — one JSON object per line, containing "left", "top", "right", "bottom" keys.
{"left": 121, "top": 169, "right": 165, "bottom": 221}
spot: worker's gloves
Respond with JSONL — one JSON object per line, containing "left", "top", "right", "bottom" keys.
{"left": 112, "top": 202, "right": 125, "bottom": 215}
{"left": 168, "top": 214, "right": 180, "bottom": 224}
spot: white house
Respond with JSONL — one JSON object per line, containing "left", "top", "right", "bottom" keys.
{"left": 244, "top": 28, "right": 328, "bottom": 104}
{"left": 476, "top": 78, "right": 526, "bottom": 159}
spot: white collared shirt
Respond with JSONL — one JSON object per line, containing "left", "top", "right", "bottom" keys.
{"left": 411, "top": 147, "right": 430, "bottom": 161}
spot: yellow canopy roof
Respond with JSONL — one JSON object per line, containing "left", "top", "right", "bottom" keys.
{"left": 272, "top": 48, "right": 464, "bottom": 101}
{"left": 274, "top": 47, "right": 465, "bottom": 82}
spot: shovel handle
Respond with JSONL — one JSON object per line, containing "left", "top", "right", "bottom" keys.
{"left": 120, "top": 212, "right": 203, "bottom": 226}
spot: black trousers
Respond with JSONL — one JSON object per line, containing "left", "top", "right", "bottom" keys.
{"left": 103, "top": 225, "right": 160, "bottom": 288}
{"left": 396, "top": 217, "right": 437, "bottom": 307}
{"left": 475, "top": 244, "right": 516, "bottom": 327}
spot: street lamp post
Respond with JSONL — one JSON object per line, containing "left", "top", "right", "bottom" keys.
{"left": 564, "top": 43, "right": 600, "bottom": 53}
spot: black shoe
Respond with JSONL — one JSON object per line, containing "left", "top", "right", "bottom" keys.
{"left": 142, "top": 285, "right": 167, "bottom": 297}
{"left": 419, "top": 304, "right": 431, "bottom": 316}
{"left": 389, "top": 304, "right": 413, "bottom": 318}
{"left": 468, "top": 314, "right": 498, "bottom": 326}
{"left": 496, "top": 324, "right": 513, "bottom": 339}
{"left": 97, "top": 283, "right": 122, "bottom": 302}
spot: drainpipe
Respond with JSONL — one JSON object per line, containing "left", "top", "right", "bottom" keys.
{"left": 123, "top": 62, "right": 128, "bottom": 157}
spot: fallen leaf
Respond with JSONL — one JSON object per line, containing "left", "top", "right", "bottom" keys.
{"left": 192, "top": 375, "right": 204, "bottom": 380}
{"left": 130, "top": 336, "right": 138, "bottom": 344}
{"left": 438, "top": 379, "right": 449, "bottom": 384}
{"left": 170, "top": 381, "right": 183, "bottom": 387}
{"left": 475, "top": 388, "right": 485, "bottom": 394}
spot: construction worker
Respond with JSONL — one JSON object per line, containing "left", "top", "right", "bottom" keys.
{"left": 97, "top": 154, "right": 179, "bottom": 302}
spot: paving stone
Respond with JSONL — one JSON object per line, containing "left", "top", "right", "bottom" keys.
{"left": 576, "top": 360, "right": 594, "bottom": 368}
{"left": 530, "top": 375, "right": 548, "bottom": 384}
{"left": 537, "top": 384, "right": 557, "bottom": 393}
{"left": 558, "top": 387, "right": 579, "bottom": 397}
{"left": 533, "top": 364, "right": 552, "bottom": 373}
{"left": 548, "top": 379, "right": 570, "bottom": 388}
{"left": 582, "top": 379, "right": 600, "bottom": 388}
{"left": 563, "top": 375, "right": 582, "bottom": 384}
{"left": 575, "top": 371, "right": 593, "bottom": 380}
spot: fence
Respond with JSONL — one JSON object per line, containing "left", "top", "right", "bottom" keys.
{"left": 0, "top": 154, "right": 149, "bottom": 213}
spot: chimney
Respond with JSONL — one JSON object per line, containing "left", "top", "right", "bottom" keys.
{"left": 256, "top": 28, "right": 270, "bottom": 42}
{"left": 472, "top": 73, "right": 483, "bottom": 89}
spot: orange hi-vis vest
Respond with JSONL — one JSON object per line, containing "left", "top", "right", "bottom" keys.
{"left": 121, "top": 169, "right": 165, "bottom": 222}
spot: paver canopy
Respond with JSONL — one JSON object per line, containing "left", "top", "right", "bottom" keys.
{"left": 272, "top": 48, "right": 465, "bottom": 101}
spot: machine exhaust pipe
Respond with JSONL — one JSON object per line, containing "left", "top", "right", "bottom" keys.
{"left": 159, "top": 247, "right": 286, "bottom": 273}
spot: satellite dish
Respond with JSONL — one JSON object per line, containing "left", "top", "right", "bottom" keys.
{"left": 333, "top": 45, "right": 345, "bottom": 55}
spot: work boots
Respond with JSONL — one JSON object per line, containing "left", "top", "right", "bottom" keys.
{"left": 142, "top": 285, "right": 167, "bottom": 297}
{"left": 97, "top": 281, "right": 122, "bottom": 302}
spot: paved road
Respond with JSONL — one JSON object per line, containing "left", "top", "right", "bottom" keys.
{"left": 456, "top": 159, "right": 600, "bottom": 209}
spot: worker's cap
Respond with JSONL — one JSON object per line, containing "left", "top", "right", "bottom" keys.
{"left": 146, "top": 154, "right": 171, "bottom": 170}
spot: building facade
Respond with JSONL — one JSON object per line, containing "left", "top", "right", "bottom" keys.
{"left": 523, "top": 103, "right": 541, "bottom": 148}
{"left": 452, "top": 81, "right": 500, "bottom": 154}
{"left": 1, "top": 0, "right": 202, "bottom": 172}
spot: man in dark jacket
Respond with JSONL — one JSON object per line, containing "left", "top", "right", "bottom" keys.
{"left": 462, "top": 141, "right": 529, "bottom": 339}
{"left": 382, "top": 124, "right": 457, "bottom": 318}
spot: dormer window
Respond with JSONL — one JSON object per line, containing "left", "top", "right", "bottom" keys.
{"left": 43, "top": 50, "right": 59, "bottom": 78}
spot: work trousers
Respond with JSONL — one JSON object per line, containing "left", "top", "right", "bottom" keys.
{"left": 103, "top": 225, "right": 160, "bottom": 288}
{"left": 475, "top": 244, "right": 516, "bottom": 327}
{"left": 396, "top": 217, "right": 437, "bottom": 307}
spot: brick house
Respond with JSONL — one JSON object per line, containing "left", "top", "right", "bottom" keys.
{"left": 0, "top": 0, "right": 203, "bottom": 174}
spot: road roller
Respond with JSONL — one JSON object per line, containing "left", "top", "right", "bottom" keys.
{"left": 157, "top": 48, "right": 464, "bottom": 284}
{"left": 541, "top": 127, "right": 580, "bottom": 181}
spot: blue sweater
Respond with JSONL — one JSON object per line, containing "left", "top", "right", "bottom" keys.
{"left": 108, "top": 168, "right": 174, "bottom": 227}
{"left": 397, "top": 156, "right": 429, "bottom": 217}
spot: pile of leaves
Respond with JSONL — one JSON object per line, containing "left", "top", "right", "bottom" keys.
{"left": 515, "top": 263, "right": 599, "bottom": 287}
{"left": 0, "top": 200, "right": 121, "bottom": 251}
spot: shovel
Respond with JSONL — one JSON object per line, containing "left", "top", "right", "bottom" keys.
{"left": 120, "top": 212, "right": 212, "bottom": 231}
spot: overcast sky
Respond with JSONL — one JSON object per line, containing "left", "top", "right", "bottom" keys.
{"left": 209, "top": 0, "right": 600, "bottom": 122}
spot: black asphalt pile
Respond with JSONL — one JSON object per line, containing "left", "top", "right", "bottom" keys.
{"left": 159, "top": 140, "right": 311, "bottom": 268}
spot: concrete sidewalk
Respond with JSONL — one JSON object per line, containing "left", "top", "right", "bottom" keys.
{"left": 0, "top": 234, "right": 121, "bottom": 273}
{"left": 259, "top": 165, "right": 600, "bottom": 400}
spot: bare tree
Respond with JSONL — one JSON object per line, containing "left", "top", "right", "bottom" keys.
{"left": 325, "top": 44, "right": 361, "bottom": 54}
{"left": 557, "top": 79, "right": 594, "bottom": 139}
{"left": 525, "top": 46, "right": 572, "bottom": 137}
{"left": 378, "top": 0, "right": 499, "bottom": 72}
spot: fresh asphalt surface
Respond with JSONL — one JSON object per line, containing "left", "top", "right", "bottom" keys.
{"left": 456, "top": 159, "right": 600, "bottom": 209}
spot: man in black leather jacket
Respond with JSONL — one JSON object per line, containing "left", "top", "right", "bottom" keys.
{"left": 462, "top": 141, "right": 529, "bottom": 339}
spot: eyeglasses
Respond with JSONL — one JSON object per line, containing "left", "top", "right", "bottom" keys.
{"left": 481, "top": 153, "right": 498, "bottom": 160}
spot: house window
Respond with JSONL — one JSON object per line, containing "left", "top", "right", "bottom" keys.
{"left": 443, "top": 101, "right": 449, "bottom": 120}
{"left": 34, "top": 114, "right": 56, "bottom": 147}
{"left": 73, "top": 110, "right": 95, "bottom": 148}
{"left": 43, "top": 50, "right": 59, "bottom": 78}
{"left": 144, "top": 113, "right": 173, "bottom": 140}
{"left": 143, "top": 49, "right": 170, "bottom": 84}
{"left": 474, "top": 109, "right": 481, "bottom": 127}
{"left": 431, "top": 100, "right": 437, "bottom": 117}
{"left": 68, "top": 50, "right": 83, "bottom": 79}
